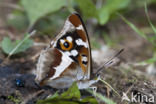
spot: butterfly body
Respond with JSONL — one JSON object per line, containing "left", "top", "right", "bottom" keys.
{"left": 35, "top": 13, "right": 97, "bottom": 89}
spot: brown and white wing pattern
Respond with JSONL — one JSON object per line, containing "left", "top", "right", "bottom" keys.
{"left": 52, "top": 13, "right": 92, "bottom": 79}
{"left": 35, "top": 13, "right": 92, "bottom": 88}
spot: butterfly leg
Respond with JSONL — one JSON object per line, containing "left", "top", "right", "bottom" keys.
{"left": 77, "top": 76, "right": 101, "bottom": 90}
{"left": 89, "top": 76, "right": 102, "bottom": 94}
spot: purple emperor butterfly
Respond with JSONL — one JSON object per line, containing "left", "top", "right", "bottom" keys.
{"left": 35, "top": 13, "right": 123, "bottom": 89}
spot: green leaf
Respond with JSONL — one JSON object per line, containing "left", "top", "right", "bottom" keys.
{"left": 48, "top": 91, "right": 59, "bottom": 99}
{"left": 37, "top": 82, "right": 81, "bottom": 104}
{"left": 81, "top": 96, "right": 98, "bottom": 104}
{"left": 1, "top": 37, "right": 15, "bottom": 54}
{"left": 7, "top": 11, "right": 29, "bottom": 30}
{"left": 98, "top": 8, "right": 110, "bottom": 25}
{"left": 98, "top": 0, "right": 130, "bottom": 24}
{"left": 106, "top": 0, "right": 130, "bottom": 10}
{"left": 37, "top": 82, "right": 98, "bottom": 104}
{"left": 144, "top": 57, "right": 156, "bottom": 64}
{"left": 60, "top": 82, "right": 81, "bottom": 99}
{"left": 96, "top": 93, "right": 116, "bottom": 104}
{"left": 76, "top": 0, "right": 97, "bottom": 18}
{"left": 21, "top": 0, "right": 66, "bottom": 25}
{"left": 145, "top": 3, "right": 156, "bottom": 35}
{"left": 119, "top": 14, "right": 147, "bottom": 39}
{"left": 144, "top": 3, "right": 156, "bottom": 46}
{"left": 120, "top": 14, "right": 156, "bottom": 46}
{"left": 87, "top": 89, "right": 116, "bottom": 104}
{"left": 1, "top": 35, "right": 33, "bottom": 55}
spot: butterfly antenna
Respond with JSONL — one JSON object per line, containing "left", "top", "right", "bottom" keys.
{"left": 95, "top": 48, "right": 124, "bottom": 76}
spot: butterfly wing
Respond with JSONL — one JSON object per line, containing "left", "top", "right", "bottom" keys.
{"left": 35, "top": 13, "right": 92, "bottom": 87}
{"left": 51, "top": 13, "right": 92, "bottom": 80}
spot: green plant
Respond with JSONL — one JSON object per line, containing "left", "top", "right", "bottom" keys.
{"left": 21, "top": 0, "right": 66, "bottom": 26}
{"left": 8, "top": 95, "right": 21, "bottom": 104}
{"left": 120, "top": 3, "right": 156, "bottom": 64}
{"left": 97, "top": 0, "right": 130, "bottom": 25}
{"left": 87, "top": 89, "right": 117, "bottom": 104}
{"left": 1, "top": 32, "right": 34, "bottom": 57}
{"left": 37, "top": 82, "right": 98, "bottom": 104}
{"left": 7, "top": 0, "right": 155, "bottom": 45}
{"left": 7, "top": 0, "right": 156, "bottom": 35}
{"left": 19, "top": 0, "right": 132, "bottom": 28}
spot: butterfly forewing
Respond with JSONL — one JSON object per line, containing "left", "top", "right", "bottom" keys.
{"left": 51, "top": 13, "right": 92, "bottom": 79}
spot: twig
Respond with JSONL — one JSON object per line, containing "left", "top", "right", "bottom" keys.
{"left": 100, "top": 79, "right": 121, "bottom": 97}
{"left": 33, "top": 42, "right": 48, "bottom": 47}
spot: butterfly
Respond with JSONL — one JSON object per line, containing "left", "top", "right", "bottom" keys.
{"left": 35, "top": 13, "right": 123, "bottom": 89}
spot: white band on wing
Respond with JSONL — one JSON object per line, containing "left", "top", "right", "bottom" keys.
{"left": 50, "top": 51, "right": 73, "bottom": 80}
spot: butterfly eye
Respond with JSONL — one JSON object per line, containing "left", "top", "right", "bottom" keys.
{"left": 60, "top": 39, "right": 73, "bottom": 51}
